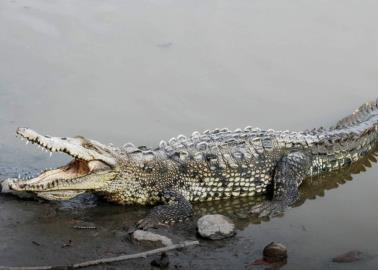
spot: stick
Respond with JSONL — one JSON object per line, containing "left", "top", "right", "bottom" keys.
{"left": 0, "top": 240, "right": 199, "bottom": 270}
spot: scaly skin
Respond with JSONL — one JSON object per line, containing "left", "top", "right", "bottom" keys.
{"left": 3, "top": 99, "right": 378, "bottom": 229}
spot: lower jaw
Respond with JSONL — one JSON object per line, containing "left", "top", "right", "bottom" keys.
{"left": 36, "top": 190, "right": 86, "bottom": 201}
{"left": 13, "top": 172, "right": 105, "bottom": 192}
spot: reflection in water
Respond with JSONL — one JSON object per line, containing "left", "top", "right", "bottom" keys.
{"left": 297, "top": 145, "right": 378, "bottom": 206}
{"left": 192, "top": 145, "right": 378, "bottom": 228}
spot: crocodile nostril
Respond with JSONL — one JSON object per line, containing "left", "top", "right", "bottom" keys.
{"left": 18, "top": 183, "right": 26, "bottom": 189}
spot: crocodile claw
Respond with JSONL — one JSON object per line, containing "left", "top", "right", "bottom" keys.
{"left": 136, "top": 216, "right": 158, "bottom": 230}
{"left": 250, "top": 201, "right": 286, "bottom": 218}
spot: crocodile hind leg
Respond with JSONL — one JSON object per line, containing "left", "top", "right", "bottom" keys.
{"left": 137, "top": 190, "right": 193, "bottom": 230}
{"left": 250, "top": 152, "right": 311, "bottom": 218}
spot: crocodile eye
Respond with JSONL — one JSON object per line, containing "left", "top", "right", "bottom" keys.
{"left": 82, "top": 143, "right": 104, "bottom": 153}
{"left": 82, "top": 143, "right": 95, "bottom": 149}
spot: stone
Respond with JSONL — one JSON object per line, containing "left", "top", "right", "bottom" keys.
{"left": 197, "top": 214, "right": 235, "bottom": 240}
{"left": 132, "top": 230, "right": 173, "bottom": 247}
{"left": 263, "top": 242, "right": 288, "bottom": 263}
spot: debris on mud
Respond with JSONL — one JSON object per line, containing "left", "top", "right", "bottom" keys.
{"left": 73, "top": 225, "right": 97, "bottom": 230}
{"left": 132, "top": 230, "right": 173, "bottom": 247}
{"left": 197, "top": 214, "right": 235, "bottom": 240}
{"left": 61, "top": 239, "right": 72, "bottom": 248}
{"left": 31, "top": 240, "right": 41, "bottom": 246}
{"left": 72, "top": 221, "right": 97, "bottom": 230}
{"left": 151, "top": 252, "right": 170, "bottom": 268}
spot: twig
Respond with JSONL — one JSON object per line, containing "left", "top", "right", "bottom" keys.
{"left": 74, "top": 240, "right": 198, "bottom": 268}
{"left": 0, "top": 240, "right": 199, "bottom": 270}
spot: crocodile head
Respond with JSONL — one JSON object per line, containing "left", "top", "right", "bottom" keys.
{"left": 8, "top": 128, "right": 120, "bottom": 200}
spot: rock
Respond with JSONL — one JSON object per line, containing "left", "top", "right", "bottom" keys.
{"left": 197, "top": 214, "right": 235, "bottom": 240}
{"left": 151, "top": 252, "right": 170, "bottom": 268}
{"left": 263, "top": 242, "right": 288, "bottom": 263}
{"left": 332, "top": 250, "right": 363, "bottom": 263}
{"left": 250, "top": 242, "right": 287, "bottom": 267}
{"left": 132, "top": 230, "right": 173, "bottom": 247}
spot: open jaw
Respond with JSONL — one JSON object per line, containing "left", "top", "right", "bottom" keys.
{"left": 9, "top": 128, "right": 119, "bottom": 200}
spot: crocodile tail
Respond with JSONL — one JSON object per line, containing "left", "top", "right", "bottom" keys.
{"left": 333, "top": 98, "right": 378, "bottom": 130}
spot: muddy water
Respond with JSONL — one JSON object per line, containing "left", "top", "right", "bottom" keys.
{"left": 1, "top": 0, "right": 378, "bottom": 269}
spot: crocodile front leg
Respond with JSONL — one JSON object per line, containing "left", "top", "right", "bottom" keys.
{"left": 250, "top": 152, "right": 311, "bottom": 218}
{"left": 137, "top": 190, "right": 193, "bottom": 230}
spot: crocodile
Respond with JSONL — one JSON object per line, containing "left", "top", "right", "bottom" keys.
{"left": 3, "top": 99, "right": 378, "bottom": 229}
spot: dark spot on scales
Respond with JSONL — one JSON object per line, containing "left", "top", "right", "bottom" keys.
{"left": 220, "top": 176, "right": 228, "bottom": 187}
{"left": 143, "top": 166, "right": 153, "bottom": 173}
{"left": 212, "top": 170, "right": 228, "bottom": 186}
{"left": 179, "top": 164, "right": 189, "bottom": 174}
{"left": 205, "top": 153, "right": 217, "bottom": 161}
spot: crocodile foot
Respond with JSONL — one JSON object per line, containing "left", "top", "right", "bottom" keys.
{"left": 136, "top": 209, "right": 171, "bottom": 230}
{"left": 136, "top": 190, "right": 193, "bottom": 230}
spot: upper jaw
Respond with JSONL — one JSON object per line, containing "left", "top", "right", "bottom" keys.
{"left": 16, "top": 127, "right": 117, "bottom": 166}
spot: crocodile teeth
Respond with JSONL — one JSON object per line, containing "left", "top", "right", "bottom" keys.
{"left": 15, "top": 127, "right": 117, "bottom": 168}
